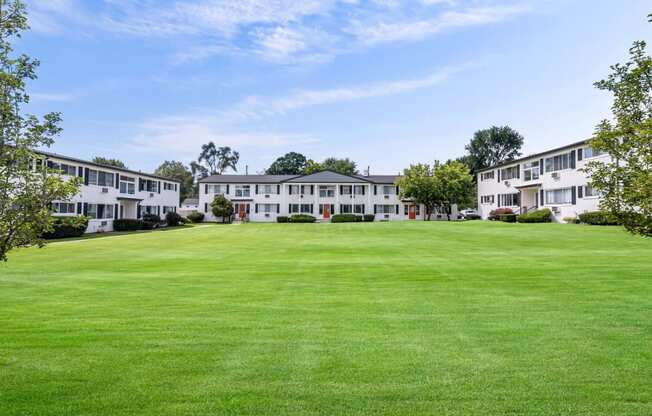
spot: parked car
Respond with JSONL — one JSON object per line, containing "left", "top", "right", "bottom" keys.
{"left": 460, "top": 209, "right": 479, "bottom": 218}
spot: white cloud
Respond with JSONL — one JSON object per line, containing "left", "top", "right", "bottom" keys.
{"left": 348, "top": 5, "right": 530, "bottom": 46}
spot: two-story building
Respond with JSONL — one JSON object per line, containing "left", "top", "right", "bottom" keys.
{"left": 197, "top": 171, "right": 451, "bottom": 222}
{"left": 476, "top": 140, "right": 609, "bottom": 221}
{"left": 40, "top": 150, "right": 181, "bottom": 233}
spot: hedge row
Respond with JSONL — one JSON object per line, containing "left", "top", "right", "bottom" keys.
{"left": 186, "top": 212, "right": 205, "bottom": 223}
{"left": 578, "top": 211, "right": 619, "bottom": 225}
{"left": 289, "top": 214, "right": 316, "bottom": 223}
{"left": 517, "top": 208, "right": 552, "bottom": 223}
{"left": 42, "top": 216, "right": 89, "bottom": 239}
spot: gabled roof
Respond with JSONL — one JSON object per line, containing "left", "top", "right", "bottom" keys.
{"left": 199, "top": 174, "right": 298, "bottom": 183}
{"left": 360, "top": 175, "right": 400, "bottom": 184}
{"left": 285, "top": 170, "right": 371, "bottom": 183}
{"left": 476, "top": 139, "right": 589, "bottom": 173}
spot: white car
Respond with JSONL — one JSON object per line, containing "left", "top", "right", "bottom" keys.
{"left": 460, "top": 209, "right": 479, "bottom": 218}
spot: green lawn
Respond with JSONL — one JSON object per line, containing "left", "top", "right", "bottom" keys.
{"left": 1, "top": 222, "right": 651, "bottom": 415}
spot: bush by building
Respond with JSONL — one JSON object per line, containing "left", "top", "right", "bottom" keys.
{"left": 500, "top": 214, "right": 517, "bottom": 223}
{"left": 289, "top": 214, "right": 316, "bottom": 223}
{"left": 517, "top": 209, "right": 552, "bottom": 223}
{"left": 578, "top": 211, "right": 620, "bottom": 226}
{"left": 165, "top": 211, "right": 183, "bottom": 227}
{"left": 113, "top": 219, "right": 145, "bottom": 231}
{"left": 186, "top": 212, "right": 204, "bottom": 223}
{"left": 363, "top": 214, "right": 375, "bottom": 222}
{"left": 142, "top": 213, "right": 161, "bottom": 230}
{"left": 276, "top": 216, "right": 289, "bottom": 223}
{"left": 42, "top": 216, "right": 89, "bottom": 239}
{"left": 331, "top": 214, "right": 363, "bottom": 223}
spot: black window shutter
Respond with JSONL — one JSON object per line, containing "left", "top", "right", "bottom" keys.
{"left": 310, "top": 185, "right": 314, "bottom": 195}
{"left": 255, "top": 185, "right": 259, "bottom": 194}
{"left": 84, "top": 168, "right": 90, "bottom": 185}
{"left": 516, "top": 165, "right": 520, "bottom": 179}
{"left": 288, "top": 204, "right": 291, "bottom": 213}
{"left": 578, "top": 148, "right": 583, "bottom": 161}
{"left": 226, "top": 185, "right": 230, "bottom": 194}
{"left": 578, "top": 186, "right": 583, "bottom": 199}
{"left": 78, "top": 166, "right": 83, "bottom": 177}
{"left": 497, "top": 170, "right": 500, "bottom": 182}
{"left": 539, "top": 159, "right": 544, "bottom": 175}
{"left": 205, "top": 184, "right": 208, "bottom": 194}
{"left": 114, "top": 204, "right": 118, "bottom": 220}
{"left": 276, "top": 204, "right": 280, "bottom": 214}
{"left": 497, "top": 195, "right": 501, "bottom": 207}
{"left": 540, "top": 189, "right": 544, "bottom": 206}
{"left": 76, "top": 202, "right": 82, "bottom": 214}
{"left": 255, "top": 204, "right": 259, "bottom": 214}
{"left": 395, "top": 204, "right": 399, "bottom": 214}
{"left": 277, "top": 185, "right": 280, "bottom": 194}
{"left": 158, "top": 181, "right": 161, "bottom": 193}
{"left": 83, "top": 203, "right": 88, "bottom": 216}
{"left": 396, "top": 186, "right": 399, "bottom": 194}
{"left": 374, "top": 204, "right": 377, "bottom": 214}
{"left": 289, "top": 186, "right": 292, "bottom": 195}
{"left": 362, "top": 186, "right": 365, "bottom": 195}
{"left": 374, "top": 185, "right": 377, "bottom": 195}
{"left": 175, "top": 184, "right": 177, "bottom": 192}
{"left": 310, "top": 204, "right": 314, "bottom": 213}
{"left": 570, "top": 150, "right": 576, "bottom": 169}
{"left": 157, "top": 206, "right": 161, "bottom": 216}
{"left": 339, "top": 205, "right": 342, "bottom": 214}
{"left": 340, "top": 185, "right": 343, "bottom": 195}
{"left": 139, "top": 178, "right": 143, "bottom": 191}
{"left": 115, "top": 175, "right": 119, "bottom": 189}
{"left": 571, "top": 186, "right": 577, "bottom": 205}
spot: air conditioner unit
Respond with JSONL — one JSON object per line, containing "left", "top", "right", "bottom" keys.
{"left": 384, "top": 214, "right": 390, "bottom": 218}
{"left": 265, "top": 194, "right": 270, "bottom": 198}
{"left": 101, "top": 187, "right": 109, "bottom": 193}
{"left": 551, "top": 172, "right": 560, "bottom": 180}
{"left": 265, "top": 213, "right": 270, "bottom": 217}
{"left": 384, "top": 195, "right": 389, "bottom": 199}
{"left": 552, "top": 206, "right": 560, "bottom": 214}
{"left": 504, "top": 181, "right": 511, "bottom": 187}
{"left": 150, "top": 193, "right": 154, "bottom": 197}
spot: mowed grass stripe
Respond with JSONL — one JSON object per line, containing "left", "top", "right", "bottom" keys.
{"left": 1, "top": 221, "right": 651, "bottom": 415}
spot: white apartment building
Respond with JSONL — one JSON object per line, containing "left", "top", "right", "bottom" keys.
{"left": 476, "top": 140, "right": 609, "bottom": 221}
{"left": 198, "top": 170, "right": 455, "bottom": 222}
{"left": 41, "top": 151, "right": 181, "bottom": 233}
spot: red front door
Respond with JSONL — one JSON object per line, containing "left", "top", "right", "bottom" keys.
{"left": 323, "top": 205, "right": 331, "bottom": 219}
{"left": 408, "top": 205, "right": 417, "bottom": 220}
{"left": 239, "top": 204, "right": 247, "bottom": 219}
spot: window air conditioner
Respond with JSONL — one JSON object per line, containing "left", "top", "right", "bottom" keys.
{"left": 551, "top": 172, "right": 560, "bottom": 180}
{"left": 101, "top": 187, "right": 109, "bottom": 193}
{"left": 504, "top": 181, "right": 510, "bottom": 187}
{"left": 150, "top": 193, "right": 154, "bottom": 197}
{"left": 384, "top": 214, "right": 390, "bottom": 218}
{"left": 552, "top": 206, "right": 560, "bottom": 214}
{"left": 265, "top": 213, "right": 270, "bottom": 217}
{"left": 265, "top": 194, "right": 270, "bottom": 198}
{"left": 384, "top": 195, "right": 389, "bottom": 199}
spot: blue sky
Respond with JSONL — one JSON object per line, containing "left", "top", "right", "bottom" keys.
{"left": 22, "top": 0, "right": 652, "bottom": 174}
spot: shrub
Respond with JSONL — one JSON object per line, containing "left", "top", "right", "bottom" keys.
{"left": 42, "top": 216, "right": 89, "bottom": 239}
{"left": 363, "top": 214, "right": 375, "bottom": 222}
{"left": 289, "top": 214, "right": 316, "bottom": 223}
{"left": 276, "top": 216, "right": 289, "bottom": 223}
{"left": 578, "top": 211, "right": 620, "bottom": 226}
{"left": 142, "top": 213, "right": 161, "bottom": 230}
{"left": 165, "top": 211, "right": 183, "bottom": 227}
{"left": 517, "top": 208, "right": 552, "bottom": 223}
{"left": 488, "top": 208, "right": 513, "bottom": 221}
{"left": 186, "top": 212, "right": 205, "bottom": 223}
{"left": 113, "top": 219, "right": 144, "bottom": 231}
{"left": 500, "top": 214, "right": 517, "bottom": 223}
{"left": 331, "top": 214, "right": 362, "bottom": 223}
{"left": 563, "top": 216, "right": 579, "bottom": 224}
{"left": 464, "top": 214, "right": 481, "bottom": 220}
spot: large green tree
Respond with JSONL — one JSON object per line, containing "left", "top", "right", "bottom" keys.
{"left": 266, "top": 152, "right": 308, "bottom": 175}
{"left": 154, "top": 161, "right": 193, "bottom": 202}
{"left": 464, "top": 126, "right": 524, "bottom": 172}
{"left": 197, "top": 142, "right": 239, "bottom": 175}
{"left": 0, "top": 0, "right": 79, "bottom": 261}
{"left": 431, "top": 160, "right": 474, "bottom": 221}
{"left": 584, "top": 38, "right": 652, "bottom": 236}
{"left": 395, "top": 164, "right": 438, "bottom": 220}
{"left": 319, "top": 157, "right": 358, "bottom": 175}
{"left": 92, "top": 156, "right": 127, "bottom": 169}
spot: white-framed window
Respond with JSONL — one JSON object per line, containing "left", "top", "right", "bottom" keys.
{"left": 52, "top": 202, "right": 76, "bottom": 214}
{"left": 480, "top": 195, "right": 495, "bottom": 204}
{"left": 288, "top": 185, "right": 301, "bottom": 195}
{"left": 141, "top": 205, "right": 158, "bottom": 215}
{"left": 163, "top": 182, "right": 176, "bottom": 191}
{"left": 235, "top": 185, "right": 250, "bottom": 197}
{"left": 500, "top": 166, "right": 519, "bottom": 180}
{"left": 523, "top": 161, "right": 539, "bottom": 181}
{"left": 319, "top": 186, "right": 335, "bottom": 198}
{"left": 382, "top": 185, "right": 395, "bottom": 195}
{"left": 88, "top": 170, "right": 115, "bottom": 187}
{"left": 499, "top": 193, "right": 519, "bottom": 207}
{"left": 341, "top": 185, "right": 352, "bottom": 195}
{"left": 340, "top": 204, "right": 352, "bottom": 213}
{"left": 584, "top": 185, "right": 600, "bottom": 197}
{"left": 584, "top": 146, "right": 605, "bottom": 159}
{"left": 47, "top": 161, "right": 77, "bottom": 176}
{"left": 300, "top": 204, "right": 312, "bottom": 213}
{"left": 140, "top": 179, "right": 158, "bottom": 192}
{"left": 87, "top": 204, "right": 114, "bottom": 219}
{"left": 261, "top": 203, "right": 273, "bottom": 213}
{"left": 354, "top": 204, "right": 365, "bottom": 214}
{"left": 545, "top": 153, "right": 571, "bottom": 173}
{"left": 545, "top": 188, "right": 572, "bottom": 205}
{"left": 481, "top": 171, "right": 495, "bottom": 181}
{"left": 207, "top": 185, "right": 222, "bottom": 194}
{"left": 261, "top": 184, "right": 274, "bottom": 194}
{"left": 288, "top": 204, "right": 300, "bottom": 214}
{"left": 376, "top": 204, "right": 396, "bottom": 214}
{"left": 353, "top": 185, "right": 365, "bottom": 195}
{"left": 120, "top": 179, "right": 135, "bottom": 194}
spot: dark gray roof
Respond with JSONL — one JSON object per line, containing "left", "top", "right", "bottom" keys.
{"left": 360, "top": 175, "right": 400, "bottom": 184}
{"left": 37, "top": 150, "right": 181, "bottom": 183}
{"left": 476, "top": 139, "right": 589, "bottom": 173}
{"left": 286, "top": 171, "right": 371, "bottom": 183}
{"left": 199, "top": 174, "right": 297, "bottom": 183}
